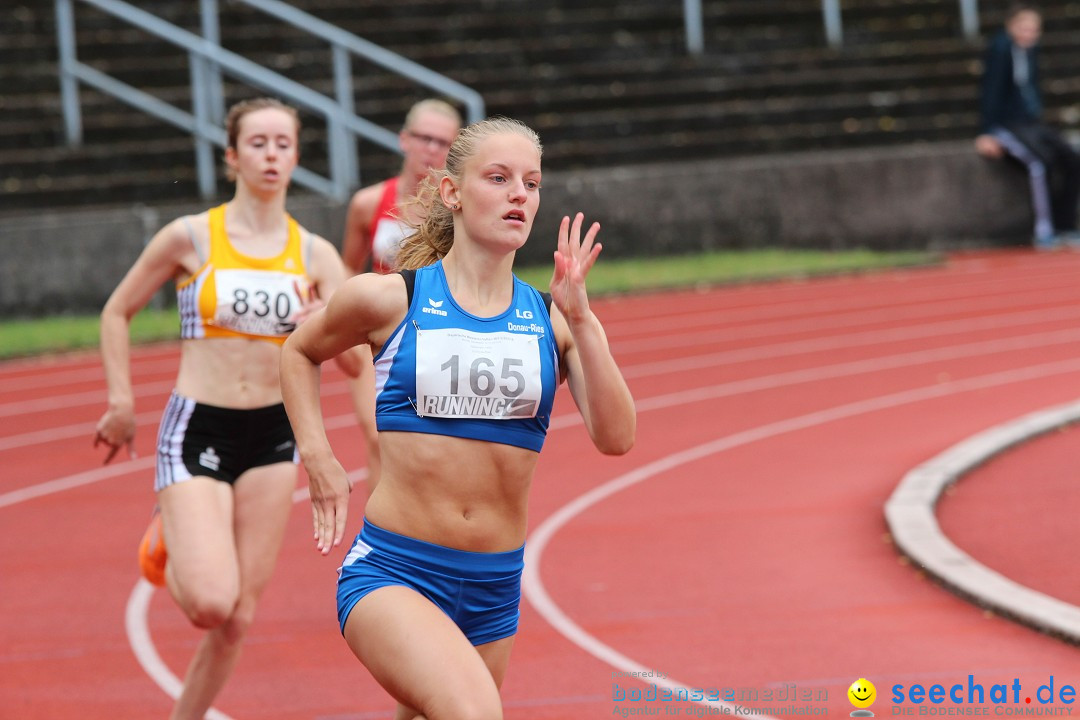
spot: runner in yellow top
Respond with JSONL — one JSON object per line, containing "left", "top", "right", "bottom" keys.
{"left": 93, "top": 97, "right": 358, "bottom": 720}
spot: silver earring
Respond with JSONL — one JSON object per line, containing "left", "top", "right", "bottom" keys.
{"left": 451, "top": 203, "right": 461, "bottom": 211}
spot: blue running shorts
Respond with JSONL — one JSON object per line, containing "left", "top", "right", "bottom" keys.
{"left": 336, "top": 518, "right": 525, "bottom": 646}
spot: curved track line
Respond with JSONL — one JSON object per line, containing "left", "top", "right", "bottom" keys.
{"left": 885, "top": 398, "right": 1080, "bottom": 642}
{"left": 523, "top": 358, "right": 1080, "bottom": 715}
{"left": 123, "top": 470, "right": 365, "bottom": 715}
{"left": 125, "top": 580, "right": 233, "bottom": 720}
{"left": 9, "top": 319, "right": 1080, "bottom": 714}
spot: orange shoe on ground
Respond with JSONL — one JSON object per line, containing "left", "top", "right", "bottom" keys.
{"left": 138, "top": 509, "right": 167, "bottom": 587}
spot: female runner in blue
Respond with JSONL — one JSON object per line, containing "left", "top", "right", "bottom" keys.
{"left": 280, "top": 116, "right": 636, "bottom": 720}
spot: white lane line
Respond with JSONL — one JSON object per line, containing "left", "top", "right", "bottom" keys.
{"left": 551, "top": 327, "right": 1080, "bottom": 429}
{"left": 598, "top": 259, "right": 1076, "bottom": 337}
{"left": 612, "top": 303, "right": 1080, "bottom": 355}
{"left": 0, "top": 411, "right": 161, "bottom": 453}
{"left": 6, "top": 298, "right": 1078, "bottom": 420}
{"left": 0, "top": 346, "right": 178, "bottom": 379}
{"left": 523, "top": 356, "right": 1080, "bottom": 715}
{"left": 0, "top": 456, "right": 155, "bottom": 509}
{"left": 0, "top": 358, "right": 177, "bottom": 393}
{"left": 5, "top": 307, "right": 1080, "bottom": 714}
{"left": 0, "top": 377, "right": 352, "bottom": 420}
{"left": 619, "top": 325, "right": 1080, "bottom": 381}
{"left": 8, "top": 326, "right": 1080, "bottom": 504}
{"left": 0, "top": 380, "right": 176, "bottom": 418}
{"left": 603, "top": 277, "right": 1080, "bottom": 339}
{"left": 8, "top": 312, "right": 1080, "bottom": 452}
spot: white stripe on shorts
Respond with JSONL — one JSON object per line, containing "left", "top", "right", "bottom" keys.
{"left": 338, "top": 537, "right": 374, "bottom": 577}
{"left": 154, "top": 392, "right": 196, "bottom": 492}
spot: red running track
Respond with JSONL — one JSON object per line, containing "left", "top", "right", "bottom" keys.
{"left": 3, "top": 249, "right": 1080, "bottom": 719}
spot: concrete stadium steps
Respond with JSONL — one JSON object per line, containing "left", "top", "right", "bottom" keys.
{"left": 4, "top": 0, "right": 1080, "bottom": 213}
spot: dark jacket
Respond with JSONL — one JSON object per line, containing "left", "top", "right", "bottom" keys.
{"left": 979, "top": 29, "right": 1043, "bottom": 133}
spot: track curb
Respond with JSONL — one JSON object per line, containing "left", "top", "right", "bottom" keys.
{"left": 885, "top": 398, "right": 1080, "bottom": 644}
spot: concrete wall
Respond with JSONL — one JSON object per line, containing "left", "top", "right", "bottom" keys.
{"left": 0, "top": 140, "right": 1032, "bottom": 316}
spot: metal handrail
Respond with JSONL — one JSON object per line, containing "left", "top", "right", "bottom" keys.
{"left": 217, "top": 0, "right": 484, "bottom": 123}
{"left": 822, "top": 0, "right": 981, "bottom": 48}
{"left": 55, "top": 0, "right": 484, "bottom": 201}
{"left": 198, "top": 0, "right": 484, "bottom": 189}
{"left": 681, "top": 0, "right": 982, "bottom": 53}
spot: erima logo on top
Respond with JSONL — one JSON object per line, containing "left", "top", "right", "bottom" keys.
{"left": 422, "top": 298, "right": 448, "bottom": 316}
{"left": 420, "top": 297, "right": 544, "bottom": 333}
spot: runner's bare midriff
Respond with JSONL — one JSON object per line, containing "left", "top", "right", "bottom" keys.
{"left": 364, "top": 431, "right": 537, "bottom": 552}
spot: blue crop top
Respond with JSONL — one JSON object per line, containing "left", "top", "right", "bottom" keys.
{"left": 373, "top": 260, "right": 560, "bottom": 452}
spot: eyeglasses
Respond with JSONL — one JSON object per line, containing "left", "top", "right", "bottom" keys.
{"left": 406, "top": 131, "right": 453, "bottom": 151}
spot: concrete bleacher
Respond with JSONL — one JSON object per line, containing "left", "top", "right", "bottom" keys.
{"left": 4, "top": 0, "right": 1079, "bottom": 213}
{"left": 2, "top": 1, "right": 1079, "bottom": 314}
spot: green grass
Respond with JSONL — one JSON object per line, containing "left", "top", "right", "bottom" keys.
{"left": 513, "top": 248, "right": 936, "bottom": 295}
{"left": 0, "top": 249, "right": 938, "bottom": 360}
{"left": 0, "top": 310, "right": 181, "bottom": 360}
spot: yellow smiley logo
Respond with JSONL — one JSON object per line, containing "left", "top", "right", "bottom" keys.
{"left": 848, "top": 678, "right": 877, "bottom": 709}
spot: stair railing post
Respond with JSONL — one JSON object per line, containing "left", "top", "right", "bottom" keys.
{"left": 332, "top": 44, "right": 359, "bottom": 190}
{"left": 822, "top": 0, "right": 844, "bottom": 48}
{"left": 189, "top": 52, "right": 218, "bottom": 199}
{"left": 199, "top": 0, "right": 226, "bottom": 125}
{"left": 326, "top": 116, "right": 350, "bottom": 203}
{"left": 683, "top": 0, "right": 704, "bottom": 56}
{"left": 959, "top": 0, "right": 980, "bottom": 40}
{"left": 55, "top": 0, "right": 83, "bottom": 146}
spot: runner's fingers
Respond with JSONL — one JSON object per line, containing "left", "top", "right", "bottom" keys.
{"left": 333, "top": 498, "right": 349, "bottom": 548}
{"left": 314, "top": 503, "right": 330, "bottom": 549}
{"left": 569, "top": 213, "right": 584, "bottom": 252}
{"left": 580, "top": 242, "right": 603, "bottom": 277}
{"left": 293, "top": 279, "right": 311, "bottom": 304}
{"left": 580, "top": 221, "right": 601, "bottom": 258}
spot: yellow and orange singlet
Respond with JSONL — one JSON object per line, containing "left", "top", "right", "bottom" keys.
{"left": 177, "top": 204, "right": 310, "bottom": 345}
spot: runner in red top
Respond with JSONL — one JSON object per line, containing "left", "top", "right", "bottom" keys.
{"left": 340, "top": 99, "right": 462, "bottom": 491}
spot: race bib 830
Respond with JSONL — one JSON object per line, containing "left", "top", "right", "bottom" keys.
{"left": 213, "top": 269, "right": 306, "bottom": 336}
